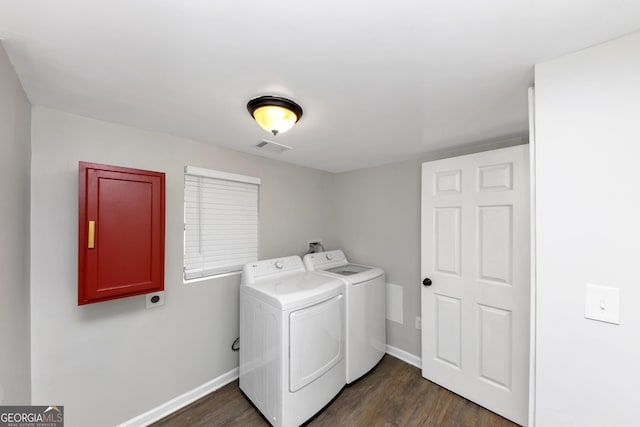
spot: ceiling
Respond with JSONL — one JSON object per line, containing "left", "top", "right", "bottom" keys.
{"left": 1, "top": 1, "right": 640, "bottom": 173}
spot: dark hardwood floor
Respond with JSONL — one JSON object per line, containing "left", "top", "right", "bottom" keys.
{"left": 153, "top": 355, "right": 518, "bottom": 427}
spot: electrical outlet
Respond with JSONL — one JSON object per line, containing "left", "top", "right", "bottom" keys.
{"left": 146, "top": 291, "right": 165, "bottom": 309}
{"left": 415, "top": 316, "right": 422, "bottom": 330}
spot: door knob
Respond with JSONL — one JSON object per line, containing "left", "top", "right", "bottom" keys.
{"left": 422, "top": 278, "right": 432, "bottom": 287}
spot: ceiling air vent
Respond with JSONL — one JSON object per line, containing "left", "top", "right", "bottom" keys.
{"left": 255, "top": 139, "right": 292, "bottom": 154}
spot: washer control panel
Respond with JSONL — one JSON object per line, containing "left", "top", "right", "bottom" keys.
{"left": 304, "top": 250, "right": 347, "bottom": 269}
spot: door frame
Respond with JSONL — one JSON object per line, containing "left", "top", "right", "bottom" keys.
{"left": 527, "top": 87, "right": 537, "bottom": 427}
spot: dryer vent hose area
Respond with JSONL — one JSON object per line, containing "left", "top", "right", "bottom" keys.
{"left": 232, "top": 337, "right": 240, "bottom": 351}
{"left": 306, "top": 242, "right": 325, "bottom": 254}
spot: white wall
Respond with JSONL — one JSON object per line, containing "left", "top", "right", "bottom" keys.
{"left": 534, "top": 32, "right": 640, "bottom": 426}
{"left": 0, "top": 42, "right": 31, "bottom": 404}
{"left": 333, "top": 138, "right": 525, "bottom": 356}
{"left": 29, "top": 107, "right": 336, "bottom": 427}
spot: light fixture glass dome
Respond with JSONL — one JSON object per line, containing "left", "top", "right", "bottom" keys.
{"left": 247, "top": 96, "right": 303, "bottom": 136}
{"left": 252, "top": 105, "right": 298, "bottom": 135}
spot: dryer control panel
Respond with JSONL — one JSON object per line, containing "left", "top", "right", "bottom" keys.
{"left": 241, "top": 256, "right": 305, "bottom": 284}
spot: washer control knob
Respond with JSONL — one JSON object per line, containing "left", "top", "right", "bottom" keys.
{"left": 275, "top": 261, "right": 284, "bottom": 269}
{"left": 326, "top": 254, "right": 333, "bottom": 260}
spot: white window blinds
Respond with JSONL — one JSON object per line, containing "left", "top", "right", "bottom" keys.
{"left": 183, "top": 166, "right": 260, "bottom": 280}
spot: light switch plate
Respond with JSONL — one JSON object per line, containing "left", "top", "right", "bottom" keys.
{"left": 585, "top": 283, "right": 620, "bottom": 324}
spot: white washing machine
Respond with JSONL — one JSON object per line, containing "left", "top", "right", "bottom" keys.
{"left": 240, "top": 256, "right": 345, "bottom": 427}
{"left": 303, "top": 250, "right": 386, "bottom": 384}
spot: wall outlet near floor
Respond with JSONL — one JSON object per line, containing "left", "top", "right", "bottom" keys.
{"left": 146, "top": 291, "right": 165, "bottom": 309}
{"left": 415, "top": 316, "right": 422, "bottom": 330}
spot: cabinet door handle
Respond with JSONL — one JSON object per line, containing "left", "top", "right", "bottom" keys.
{"left": 88, "top": 221, "right": 95, "bottom": 249}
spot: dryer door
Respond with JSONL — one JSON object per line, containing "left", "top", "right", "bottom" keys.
{"left": 289, "top": 294, "right": 344, "bottom": 392}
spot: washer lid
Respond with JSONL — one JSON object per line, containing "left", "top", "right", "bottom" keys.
{"left": 242, "top": 272, "right": 344, "bottom": 310}
{"left": 326, "top": 264, "right": 371, "bottom": 276}
{"left": 323, "top": 263, "right": 385, "bottom": 284}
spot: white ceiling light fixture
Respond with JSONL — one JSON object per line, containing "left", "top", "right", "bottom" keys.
{"left": 247, "top": 96, "right": 303, "bottom": 136}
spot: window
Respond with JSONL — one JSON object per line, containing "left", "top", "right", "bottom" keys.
{"left": 183, "top": 166, "right": 260, "bottom": 280}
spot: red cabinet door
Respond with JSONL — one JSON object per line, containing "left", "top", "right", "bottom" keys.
{"left": 78, "top": 162, "right": 165, "bottom": 305}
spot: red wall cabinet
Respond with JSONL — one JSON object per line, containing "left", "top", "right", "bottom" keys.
{"left": 78, "top": 162, "right": 165, "bottom": 305}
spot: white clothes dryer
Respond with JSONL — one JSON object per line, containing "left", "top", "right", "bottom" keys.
{"left": 240, "top": 256, "right": 345, "bottom": 427}
{"left": 303, "top": 250, "right": 386, "bottom": 384}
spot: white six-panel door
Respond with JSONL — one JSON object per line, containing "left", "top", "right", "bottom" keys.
{"left": 421, "top": 145, "right": 529, "bottom": 425}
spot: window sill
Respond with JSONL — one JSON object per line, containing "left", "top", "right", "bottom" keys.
{"left": 183, "top": 270, "right": 242, "bottom": 284}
